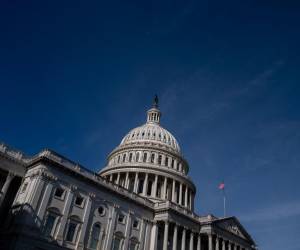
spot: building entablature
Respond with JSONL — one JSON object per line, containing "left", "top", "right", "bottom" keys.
{"left": 25, "top": 150, "right": 155, "bottom": 210}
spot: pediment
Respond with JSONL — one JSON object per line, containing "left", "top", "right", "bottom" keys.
{"left": 216, "top": 217, "right": 250, "bottom": 241}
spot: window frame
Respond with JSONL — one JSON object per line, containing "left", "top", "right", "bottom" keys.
{"left": 54, "top": 187, "right": 66, "bottom": 200}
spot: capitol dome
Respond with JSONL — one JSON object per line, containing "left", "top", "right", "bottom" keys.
{"left": 99, "top": 96, "right": 196, "bottom": 211}
{"left": 119, "top": 115, "right": 181, "bottom": 154}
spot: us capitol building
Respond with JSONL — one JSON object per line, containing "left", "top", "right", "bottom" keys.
{"left": 0, "top": 97, "right": 256, "bottom": 250}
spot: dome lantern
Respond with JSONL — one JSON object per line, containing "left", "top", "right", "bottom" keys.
{"left": 147, "top": 95, "right": 161, "bottom": 124}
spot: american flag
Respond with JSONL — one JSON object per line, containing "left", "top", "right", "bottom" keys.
{"left": 219, "top": 182, "right": 225, "bottom": 190}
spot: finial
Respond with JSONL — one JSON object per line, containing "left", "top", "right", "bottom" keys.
{"left": 153, "top": 94, "right": 159, "bottom": 108}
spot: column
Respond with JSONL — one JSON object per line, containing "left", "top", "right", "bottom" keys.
{"left": 152, "top": 175, "right": 158, "bottom": 198}
{"left": 208, "top": 234, "right": 213, "bottom": 250}
{"left": 109, "top": 174, "right": 113, "bottom": 181}
{"left": 222, "top": 239, "right": 225, "bottom": 250}
{"left": 185, "top": 186, "right": 188, "bottom": 208}
{"left": 123, "top": 211, "right": 133, "bottom": 249}
{"left": 234, "top": 244, "right": 237, "bottom": 250}
{"left": 98, "top": 228, "right": 105, "bottom": 250}
{"left": 140, "top": 219, "right": 148, "bottom": 250}
{"left": 215, "top": 236, "right": 219, "bottom": 250}
{"left": 182, "top": 227, "right": 186, "bottom": 250}
{"left": 191, "top": 192, "right": 194, "bottom": 211}
{"left": 173, "top": 224, "right": 178, "bottom": 250}
{"left": 55, "top": 188, "right": 75, "bottom": 243}
{"left": 125, "top": 172, "right": 129, "bottom": 189}
{"left": 133, "top": 173, "right": 139, "bottom": 193}
{"left": 228, "top": 242, "right": 232, "bottom": 250}
{"left": 116, "top": 173, "right": 120, "bottom": 185}
{"left": 190, "top": 231, "right": 194, "bottom": 250}
{"left": 189, "top": 191, "right": 193, "bottom": 210}
{"left": 104, "top": 205, "right": 118, "bottom": 249}
{"left": 36, "top": 182, "right": 54, "bottom": 221}
{"left": 163, "top": 177, "right": 168, "bottom": 199}
{"left": 76, "top": 194, "right": 93, "bottom": 249}
{"left": 162, "top": 155, "right": 166, "bottom": 167}
{"left": 174, "top": 159, "right": 178, "bottom": 170}
{"left": 149, "top": 222, "right": 158, "bottom": 250}
{"left": 163, "top": 221, "right": 169, "bottom": 250}
{"left": 172, "top": 180, "right": 176, "bottom": 202}
{"left": 0, "top": 172, "right": 15, "bottom": 206}
{"left": 197, "top": 234, "right": 201, "bottom": 250}
{"left": 179, "top": 183, "right": 183, "bottom": 205}
{"left": 168, "top": 157, "right": 172, "bottom": 168}
{"left": 143, "top": 173, "right": 148, "bottom": 196}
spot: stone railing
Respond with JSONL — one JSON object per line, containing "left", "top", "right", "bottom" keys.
{"left": 154, "top": 200, "right": 200, "bottom": 220}
{"left": 0, "top": 142, "right": 31, "bottom": 163}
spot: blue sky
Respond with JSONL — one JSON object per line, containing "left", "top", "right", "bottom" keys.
{"left": 1, "top": 1, "right": 300, "bottom": 249}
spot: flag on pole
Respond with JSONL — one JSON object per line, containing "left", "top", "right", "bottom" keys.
{"left": 219, "top": 182, "right": 225, "bottom": 190}
{"left": 218, "top": 181, "right": 226, "bottom": 217}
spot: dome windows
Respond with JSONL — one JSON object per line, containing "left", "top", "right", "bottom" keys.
{"left": 150, "top": 153, "right": 155, "bottom": 163}
{"left": 135, "top": 152, "right": 140, "bottom": 162}
{"left": 165, "top": 157, "right": 169, "bottom": 167}
{"left": 158, "top": 155, "right": 162, "bottom": 165}
{"left": 143, "top": 153, "right": 147, "bottom": 163}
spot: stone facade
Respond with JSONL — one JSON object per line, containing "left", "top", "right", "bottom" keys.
{"left": 0, "top": 99, "right": 257, "bottom": 250}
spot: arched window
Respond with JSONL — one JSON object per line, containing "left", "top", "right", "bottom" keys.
{"left": 43, "top": 207, "right": 60, "bottom": 238}
{"left": 150, "top": 153, "right": 155, "bottom": 163}
{"left": 65, "top": 216, "right": 81, "bottom": 243}
{"left": 129, "top": 237, "right": 139, "bottom": 250}
{"left": 88, "top": 223, "right": 101, "bottom": 249}
{"left": 158, "top": 155, "right": 162, "bottom": 165}
{"left": 122, "top": 154, "right": 126, "bottom": 162}
{"left": 165, "top": 157, "right": 169, "bottom": 166}
{"left": 135, "top": 152, "right": 140, "bottom": 162}
{"left": 112, "top": 232, "right": 124, "bottom": 250}
{"left": 117, "top": 155, "right": 120, "bottom": 163}
{"left": 171, "top": 158, "right": 174, "bottom": 168}
{"left": 129, "top": 153, "right": 133, "bottom": 162}
{"left": 143, "top": 152, "right": 147, "bottom": 163}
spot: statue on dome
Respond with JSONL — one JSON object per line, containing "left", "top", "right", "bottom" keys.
{"left": 153, "top": 94, "right": 159, "bottom": 108}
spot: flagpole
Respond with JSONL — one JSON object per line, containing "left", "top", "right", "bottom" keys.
{"left": 223, "top": 189, "right": 226, "bottom": 217}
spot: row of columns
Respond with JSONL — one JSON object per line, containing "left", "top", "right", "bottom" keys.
{"left": 208, "top": 234, "right": 250, "bottom": 250}
{"left": 154, "top": 221, "right": 250, "bottom": 250}
{"left": 159, "top": 221, "right": 201, "bottom": 250}
{"left": 107, "top": 172, "right": 194, "bottom": 210}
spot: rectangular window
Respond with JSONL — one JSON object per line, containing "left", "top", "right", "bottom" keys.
{"left": 66, "top": 222, "right": 77, "bottom": 242}
{"left": 54, "top": 187, "right": 65, "bottom": 199}
{"left": 129, "top": 242, "right": 137, "bottom": 250}
{"left": 75, "top": 195, "right": 84, "bottom": 207}
{"left": 118, "top": 214, "right": 125, "bottom": 224}
{"left": 44, "top": 214, "right": 56, "bottom": 237}
{"left": 132, "top": 219, "right": 139, "bottom": 229}
{"left": 113, "top": 238, "right": 121, "bottom": 250}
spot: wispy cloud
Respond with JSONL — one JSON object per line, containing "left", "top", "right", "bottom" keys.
{"left": 222, "top": 59, "right": 285, "bottom": 99}
{"left": 240, "top": 200, "right": 300, "bottom": 222}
